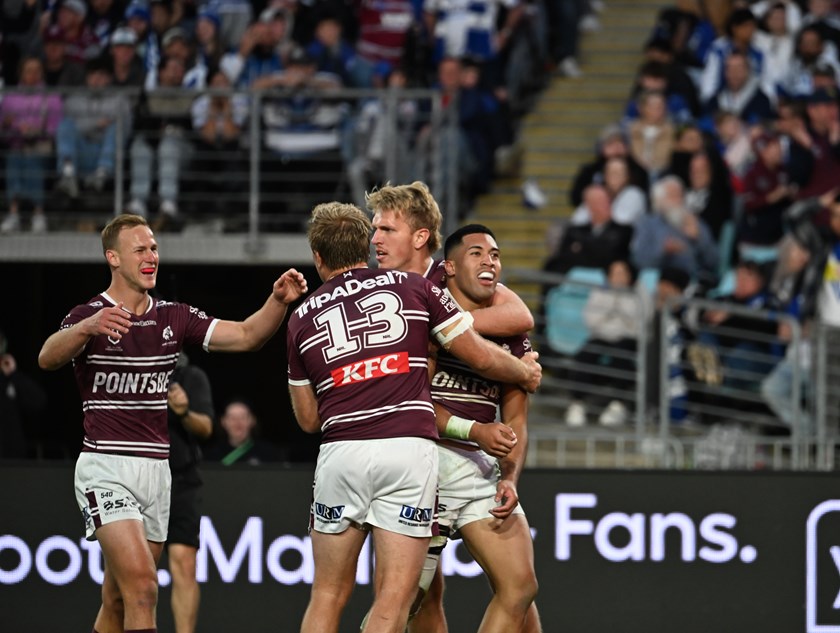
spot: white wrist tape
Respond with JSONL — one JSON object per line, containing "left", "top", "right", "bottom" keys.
{"left": 436, "top": 311, "right": 474, "bottom": 348}
{"left": 444, "top": 415, "right": 475, "bottom": 440}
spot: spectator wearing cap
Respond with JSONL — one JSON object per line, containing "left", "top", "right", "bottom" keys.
{"left": 219, "top": 8, "right": 289, "bottom": 88}
{"left": 780, "top": 25, "right": 840, "bottom": 99}
{"left": 569, "top": 123, "right": 649, "bottom": 208}
{"left": 699, "top": 8, "right": 767, "bottom": 105}
{"left": 55, "top": 0, "right": 102, "bottom": 64}
{"left": 146, "top": 26, "right": 206, "bottom": 89}
{"left": 739, "top": 130, "right": 796, "bottom": 245}
{"left": 41, "top": 23, "right": 86, "bottom": 86}
{"left": 55, "top": 56, "right": 131, "bottom": 198}
{"left": 704, "top": 50, "right": 776, "bottom": 126}
{"left": 305, "top": 15, "right": 356, "bottom": 86}
{"left": 124, "top": 0, "right": 159, "bottom": 81}
{"left": 792, "top": 86, "right": 840, "bottom": 220}
{"left": 108, "top": 25, "right": 146, "bottom": 88}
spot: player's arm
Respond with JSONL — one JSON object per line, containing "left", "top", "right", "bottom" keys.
{"left": 433, "top": 402, "right": 516, "bottom": 458}
{"left": 168, "top": 370, "right": 214, "bottom": 440}
{"left": 439, "top": 319, "right": 541, "bottom": 393}
{"left": 39, "top": 303, "right": 133, "bottom": 370}
{"left": 470, "top": 284, "right": 534, "bottom": 337}
{"left": 289, "top": 384, "right": 321, "bottom": 433}
{"left": 491, "top": 384, "right": 529, "bottom": 519}
{"left": 208, "top": 269, "right": 307, "bottom": 352}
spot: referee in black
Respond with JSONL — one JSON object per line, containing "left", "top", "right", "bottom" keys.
{"left": 165, "top": 352, "right": 215, "bottom": 633}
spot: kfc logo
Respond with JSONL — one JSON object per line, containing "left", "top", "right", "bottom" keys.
{"left": 331, "top": 352, "right": 409, "bottom": 387}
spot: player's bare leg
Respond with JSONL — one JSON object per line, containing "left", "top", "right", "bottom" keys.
{"left": 459, "top": 514, "right": 539, "bottom": 633}
{"left": 93, "top": 520, "right": 164, "bottom": 632}
{"left": 168, "top": 543, "right": 200, "bottom": 633}
{"left": 407, "top": 565, "right": 448, "bottom": 633}
{"left": 301, "top": 527, "right": 368, "bottom": 633}
{"left": 363, "top": 528, "right": 430, "bottom": 633}
{"left": 523, "top": 602, "right": 543, "bottom": 633}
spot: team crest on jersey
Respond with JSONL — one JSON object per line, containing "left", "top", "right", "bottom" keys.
{"left": 89, "top": 301, "right": 103, "bottom": 307}
{"left": 107, "top": 334, "right": 121, "bottom": 346}
{"left": 331, "top": 352, "right": 409, "bottom": 387}
{"left": 163, "top": 326, "right": 173, "bottom": 341}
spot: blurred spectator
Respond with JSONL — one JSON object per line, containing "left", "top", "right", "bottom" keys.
{"left": 683, "top": 150, "right": 734, "bottom": 240}
{"left": 305, "top": 15, "right": 357, "bottom": 86}
{"left": 545, "top": 184, "right": 634, "bottom": 275}
{"left": 625, "top": 60, "right": 693, "bottom": 125}
{"left": 55, "top": 0, "right": 103, "bottom": 64}
{"left": 147, "top": 26, "right": 207, "bottom": 88}
{"left": 699, "top": 7, "right": 765, "bottom": 104}
{"left": 631, "top": 176, "right": 719, "bottom": 285}
{"left": 546, "top": 0, "right": 585, "bottom": 78}
{"left": 344, "top": 66, "right": 417, "bottom": 209}
{"left": 0, "top": 326, "right": 47, "bottom": 459}
{"left": 696, "top": 260, "right": 777, "bottom": 391}
{"left": 41, "top": 23, "right": 86, "bottom": 86}
{"left": 0, "top": 57, "right": 62, "bottom": 234}
{"left": 570, "top": 123, "right": 649, "bottom": 207}
{"left": 649, "top": 0, "right": 716, "bottom": 79}
{"left": 704, "top": 50, "right": 776, "bottom": 125}
{"left": 128, "top": 55, "right": 194, "bottom": 224}
{"left": 641, "top": 37, "right": 701, "bottom": 118}
{"left": 55, "top": 57, "right": 131, "bottom": 198}
{"left": 108, "top": 24, "right": 146, "bottom": 87}
{"left": 570, "top": 156, "right": 647, "bottom": 226}
{"left": 800, "top": 0, "right": 840, "bottom": 52}
{"left": 794, "top": 87, "right": 840, "bottom": 221}
{"left": 750, "top": 0, "right": 803, "bottom": 33}
{"left": 124, "top": 0, "right": 159, "bottom": 82}
{"left": 354, "top": 0, "right": 416, "bottom": 86}
{"left": 204, "top": 399, "right": 284, "bottom": 465}
{"left": 564, "top": 260, "right": 650, "bottom": 428}
{"left": 194, "top": 3, "right": 224, "bottom": 78}
{"left": 753, "top": 1, "right": 796, "bottom": 98}
{"left": 627, "top": 90, "right": 675, "bottom": 178}
{"left": 739, "top": 129, "right": 795, "bottom": 245}
{"left": 1, "top": 0, "right": 38, "bottom": 87}
{"left": 780, "top": 25, "right": 840, "bottom": 98}
{"left": 221, "top": 8, "right": 291, "bottom": 88}
{"left": 190, "top": 68, "right": 248, "bottom": 214}
{"left": 212, "top": 0, "right": 254, "bottom": 51}
{"left": 713, "top": 110, "right": 754, "bottom": 178}
{"left": 87, "top": 0, "right": 124, "bottom": 47}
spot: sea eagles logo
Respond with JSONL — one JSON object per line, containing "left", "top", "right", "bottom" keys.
{"left": 163, "top": 326, "right": 173, "bottom": 341}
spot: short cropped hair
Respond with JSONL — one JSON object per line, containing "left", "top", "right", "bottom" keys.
{"left": 444, "top": 224, "right": 496, "bottom": 259}
{"left": 101, "top": 213, "right": 149, "bottom": 254}
{"left": 307, "top": 202, "right": 372, "bottom": 271}
{"left": 365, "top": 181, "right": 442, "bottom": 254}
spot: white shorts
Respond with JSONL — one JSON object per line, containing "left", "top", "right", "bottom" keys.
{"left": 311, "top": 437, "right": 438, "bottom": 538}
{"left": 74, "top": 452, "right": 172, "bottom": 542}
{"left": 436, "top": 444, "right": 525, "bottom": 534}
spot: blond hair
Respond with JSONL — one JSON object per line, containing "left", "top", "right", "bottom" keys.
{"left": 307, "top": 202, "right": 372, "bottom": 271}
{"left": 365, "top": 181, "right": 442, "bottom": 254}
{"left": 101, "top": 214, "right": 149, "bottom": 254}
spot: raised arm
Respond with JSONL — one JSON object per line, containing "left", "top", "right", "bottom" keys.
{"left": 208, "top": 269, "right": 307, "bottom": 352}
{"left": 470, "top": 284, "right": 534, "bottom": 337}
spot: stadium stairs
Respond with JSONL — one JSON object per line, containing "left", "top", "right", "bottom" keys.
{"left": 471, "top": 0, "right": 664, "bottom": 305}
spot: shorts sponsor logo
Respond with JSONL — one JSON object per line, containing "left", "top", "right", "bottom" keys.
{"left": 313, "top": 503, "right": 345, "bottom": 523}
{"left": 101, "top": 496, "right": 137, "bottom": 514}
{"left": 399, "top": 505, "right": 432, "bottom": 526}
{"left": 331, "top": 352, "right": 409, "bottom": 387}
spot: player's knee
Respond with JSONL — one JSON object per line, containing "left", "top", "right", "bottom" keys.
{"left": 123, "top": 569, "right": 159, "bottom": 610}
{"left": 497, "top": 572, "right": 538, "bottom": 609}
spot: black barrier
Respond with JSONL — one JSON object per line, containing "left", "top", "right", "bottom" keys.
{"left": 1, "top": 463, "right": 839, "bottom": 632}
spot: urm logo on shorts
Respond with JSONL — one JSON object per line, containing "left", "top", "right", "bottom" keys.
{"left": 399, "top": 505, "right": 432, "bottom": 524}
{"left": 314, "top": 503, "right": 345, "bottom": 521}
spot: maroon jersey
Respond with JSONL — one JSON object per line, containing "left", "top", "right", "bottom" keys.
{"left": 356, "top": 0, "right": 415, "bottom": 64}
{"left": 431, "top": 291, "right": 531, "bottom": 430}
{"left": 61, "top": 292, "right": 217, "bottom": 459}
{"left": 424, "top": 258, "right": 446, "bottom": 288}
{"left": 287, "top": 267, "right": 464, "bottom": 443}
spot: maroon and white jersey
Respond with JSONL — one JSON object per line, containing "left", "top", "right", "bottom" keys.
{"left": 424, "top": 258, "right": 446, "bottom": 288}
{"left": 61, "top": 292, "right": 218, "bottom": 459}
{"left": 431, "top": 291, "right": 531, "bottom": 447}
{"left": 287, "top": 267, "right": 464, "bottom": 443}
{"left": 356, "top": 0, "right": 415, "bottom": 64}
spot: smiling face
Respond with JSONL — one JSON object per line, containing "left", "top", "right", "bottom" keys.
{"left": 444, "top": 232, "right": 500, "bottom": 308}
{"left": 371, "top": 208, "right": 430, "bottom": 274}
{"left": 106, "top": 225, "right": 159, "bottom": 295}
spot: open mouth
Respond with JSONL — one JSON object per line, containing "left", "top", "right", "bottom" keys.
{"left": 478, "top": 271, "right": 495, "bottom": 282}
{"left": 140, "top": 267, "right": 156, "bottom": 275}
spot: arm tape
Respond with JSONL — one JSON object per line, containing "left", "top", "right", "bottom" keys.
{"left": 436, "top": 311, "right": 474, "bottom": 348}
{"left": 444, "top": 415, "right": 475, "bottom": 440}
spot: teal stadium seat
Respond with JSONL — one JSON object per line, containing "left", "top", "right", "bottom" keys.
{"left": 544, "top": 267, "right": 606, "bottom": 355}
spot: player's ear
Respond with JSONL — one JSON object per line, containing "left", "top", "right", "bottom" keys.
{"left": 105, "top": 249, "right": 119, "bottom": 268}
{"left": 413, "top": 227, "right": 430, "bottom": 249}
{"left": 444, "top": 259, "right": 456, "bottom": 277}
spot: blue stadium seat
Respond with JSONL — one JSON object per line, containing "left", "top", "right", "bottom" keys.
{"left": 638, "top": 267, "right": 660, "bottom": 294}
{"left": 740, "top": 244, "right": 779, "bottom": 263}
{"left": 544, "top": 267, "right": 606, "bottom": 355}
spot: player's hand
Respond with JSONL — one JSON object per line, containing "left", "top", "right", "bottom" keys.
{"left": 273, "top": 268, "right": 308, "bottom": 305}
{"left": 490, "top": 480, "right": 519, "bottom": 518}
{"left": 470, "top": 422, "right": 517, "bottom": 458}
{"left": 519, "top": 351, "right": 542, "bottom": 393}
{"left": 85, "top": 302, "right": 132, "bottom": 340}
{"left": 168, "top": 382, "right": 189, "bottom": 417}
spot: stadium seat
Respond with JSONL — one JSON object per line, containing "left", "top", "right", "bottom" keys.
{"left": 544, "top": 267, "right": 606, "bottom": 355}
{"left": 638, "top": 267, "right": 660, "bottom": 294}
{"left": 739, "top": 243, "right": 779, "bottom": 263}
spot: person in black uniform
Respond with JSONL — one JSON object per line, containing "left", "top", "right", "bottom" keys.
{"left": 165, "top": 352, "right": 215, "bottom": 633}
